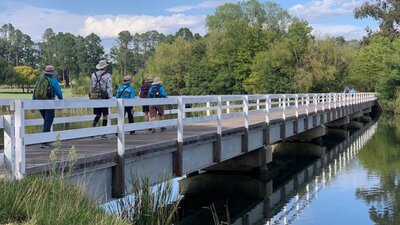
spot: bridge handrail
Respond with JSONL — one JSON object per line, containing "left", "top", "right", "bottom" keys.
{"left": 1, "top": 92, "right": 377, "bottom": 179}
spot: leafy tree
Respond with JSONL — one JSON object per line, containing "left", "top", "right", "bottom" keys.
{"left": 355, "top": 0, "right": 400, "bottom": 38}
{"left": 14, "top": 65, "right": 40, "bottom": 92}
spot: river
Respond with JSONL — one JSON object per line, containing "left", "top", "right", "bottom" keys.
{"left": 175, "top": 115, "right": 399, "bottom": 225}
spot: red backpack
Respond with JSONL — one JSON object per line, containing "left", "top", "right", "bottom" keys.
{"left": 140, "top": 82, "right": 152, "bottom": 98}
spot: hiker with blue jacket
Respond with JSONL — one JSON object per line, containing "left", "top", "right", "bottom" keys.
{"left": 115, "top": 75, "right": 135, "bottom": 134}
{"left": 148, "top": 77, "right": 167, "bottom": 133}
{"left": 32, "top": 65, "right": 63, "bottom": 149}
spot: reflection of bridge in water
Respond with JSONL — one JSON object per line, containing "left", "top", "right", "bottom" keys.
{"left": 178, "top": 118, "right": 378, "bottom": 225}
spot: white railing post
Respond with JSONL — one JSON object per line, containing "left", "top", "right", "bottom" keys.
{"left": 217, "top": 96, "right": 222, "bottom": 136}
{"left": 226, "top": 101, "right": 230, "bottom": 114}
{"left": 244, "top": 95, "right": 250, "bottom": 129}
{"left": 115, "top": 98, "right": 126, "bottom": 197}
{"left": 107, "top": 106, "right": 111, "bottom": 126}
{"left": 282, "top": 95, "right": 286, "bottom": 120}
{"left": 117, "top": 99, "right": 125, "bottom": 157}
{"left": 265, "top": 95, "right": 270, "bottom": 124}
{"left": 257, "top": 99, "right": 260, "bottom": 110}
{"left": 295, "top": 94, "right": 299, "bottom": 118}
{"left": 176, "top": 97, "right": 184, "bottom": 176}
{"left": 14, "top": 100, "right": 25, "bottom": 179}
{"left": 3, "top": 115, "right": 15, "bottom": 179}
{"left": 306, "top": 94, "right": 310, "bottom": 116}
{"left": 206, "top": 102, "right": 211, "bottom": 116}
{"left": 314, "top": 94, "right": 318, "bottom": 114}
{"left": 321, "top": 93, "right": 325, "bottom": 111}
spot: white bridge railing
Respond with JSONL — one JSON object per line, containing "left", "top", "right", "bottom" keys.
{"left": 1, "top": 92, "right": 376, "bottom": 179}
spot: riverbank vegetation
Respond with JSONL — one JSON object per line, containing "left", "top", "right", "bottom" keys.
{"left": 0, "top": 0, "right": 399, "bottom": 112}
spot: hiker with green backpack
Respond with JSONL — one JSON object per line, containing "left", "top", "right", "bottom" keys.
{"left": 32, "top": 65, "right": 63, "bottom": 149}
{"left": 115, "top": 75, "right": 135, "bottom": 135}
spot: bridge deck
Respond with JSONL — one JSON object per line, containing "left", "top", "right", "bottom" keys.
{"left": 24, "top": 109, "right": 304, "bottom": 173}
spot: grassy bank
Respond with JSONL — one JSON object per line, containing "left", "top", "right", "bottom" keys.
{"left": 0, "top": 87, "right": 76, "bottom": 99}
{"left": 0, "top": 176, "right": 128, "bottom": 225}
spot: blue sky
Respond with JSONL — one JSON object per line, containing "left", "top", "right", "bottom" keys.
{"left": 0, "top": 0, "right": 378, "bottom": 52}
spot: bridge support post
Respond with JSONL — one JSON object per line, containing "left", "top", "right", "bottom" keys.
{"left": 175, "top": 97, "right": 184, "bottom": 176}
{"left": 113, "top": 99, "right": 126, "bottom": 198}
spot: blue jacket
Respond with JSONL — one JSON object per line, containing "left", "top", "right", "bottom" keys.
{"left": 32, "top": 75, "right": 63, "bottom": 100}
{"left": 148, "top": 84, "right": 166, "bottom": 98}
{"left": 115, "top": 84, "right": 135, "bottom": 99}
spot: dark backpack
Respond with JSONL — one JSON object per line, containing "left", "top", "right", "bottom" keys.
{"left": 149, "top": 84, "right": 163, "bottom": 98}
{"left": 33, "top": 76, "right": 53, "bottom": 99}
{"left": 140, "top": 83, "right": 152, "bottom": 98}
{"left": 89, "top": 71, "right": 108, "bottom": 99}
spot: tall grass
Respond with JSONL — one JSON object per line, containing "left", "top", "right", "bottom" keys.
{"left": 109, "top": 175, "right": 180, "bottom": 225}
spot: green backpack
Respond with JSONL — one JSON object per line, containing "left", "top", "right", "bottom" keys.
{"left": 33, "top": 75, "right": 53, "bottom": 99}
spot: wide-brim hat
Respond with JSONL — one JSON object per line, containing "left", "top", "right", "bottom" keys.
{"left": 153, "top": 77, "right": 162, "bottom": 84}
{"left": 96, "top": 60, "right": 109, "bottom": 70}
{"left": 123, "top": 75, "right": 132, "bottom": 84}
{"left": 42, "top": 65, "right": 58, "bottom": 75}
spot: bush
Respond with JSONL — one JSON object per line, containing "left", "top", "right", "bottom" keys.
{"left": 72, "top": 74, "right": 91, "bottom": 97}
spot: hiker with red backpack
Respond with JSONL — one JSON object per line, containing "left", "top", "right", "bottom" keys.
{"left": 32, "top": 65, "right": 63, "bottom": 149}
{"left": 90, "top": 60, "right": 112, "bottom": 140}
{"left": 139, "top": 77, "right": 153, "bottom": 122}
{"left": 115, "top": 75, "right": 135, "bottom": 135}
{"left": 148, "top": 77, "right": 167, "bottom": 133}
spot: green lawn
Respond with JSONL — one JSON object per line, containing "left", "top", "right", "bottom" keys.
{"left": 0, "top": 88, "right": 79, "bottom": 99}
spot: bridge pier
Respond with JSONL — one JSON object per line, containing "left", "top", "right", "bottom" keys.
{"left": 204, "top": 146, "right": 272, "bottom": 172}
{"left": 273, "top": 143, "right": 326, "bottom": 158}
{"left": 328, "top": 128, "right": 350, "bottom": 139}
{"left": 348, "top": 121, "right": 363, "bottom": 129}
{"left": 326, "top": 116, "right": 349, "bottom": 128}
{"left": 288, "top": 125, "right": 326, "bottom": 141}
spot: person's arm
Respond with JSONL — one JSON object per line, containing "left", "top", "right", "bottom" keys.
{"left": 130, "top": 87, "right": 135, "bottom": 99}
{"left": 148, "top": 86, "right": 153, "bottom": 98}
{"left": 107, "top": 75, "right": 112, "bottom": 98}
{"left": 51, "top": 78, "right": 63, "bottom": 100}
{"left": 161, "top": 86, "right": 167, "bottom": 98}
{"left": 115, "top": 85, "right": 121, "bottom": 98}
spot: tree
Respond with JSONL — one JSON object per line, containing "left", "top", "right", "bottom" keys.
{"left": 355, "top": 0, "right": 400, "bottom": 38}
{"left": 14, "top": 65, "right": 40, "bottom": 92}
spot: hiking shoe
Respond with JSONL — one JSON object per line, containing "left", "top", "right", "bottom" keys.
{"left": 161, "top": 127, "right": 167, "bottom": 132}
{"left": 41, "top": 142, "right": 54, "bottom": 149}
{"left": 130, "top": 131, "right": 136, "bottom": 135}
{"left": 100, "top": 135, "right": 108, "bottom": 140}
{"left": 150, "top": 128, "right": 155, "bottom": 133}
{"left": 148, "top": 128, "right": 153, "bottom": 131}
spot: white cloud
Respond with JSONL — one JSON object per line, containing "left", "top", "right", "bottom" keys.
{"left": 0, "top": 1, "right": 85, "bottom": 41}
{"left": 81, "top": 14, "right": 206, "bottom": 38}
{"left": 166, "top": 0, "right": 238, "bottom": 13}
{"left": 289, "top": 0, "right": 364, "bottom": 20}
{"left": 310, "top": 24, "right": 367, "bottom": 40}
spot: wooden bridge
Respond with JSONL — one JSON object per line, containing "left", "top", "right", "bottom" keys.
{"left": 0, "top": 93, "right": 377, "bottom": 202}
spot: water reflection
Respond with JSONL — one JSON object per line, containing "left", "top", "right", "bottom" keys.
{"left": 356, "top": 116, "right": 400, "bottom": 225}
{"left": 178, "top": 120, "right": 378, "bottom": 225}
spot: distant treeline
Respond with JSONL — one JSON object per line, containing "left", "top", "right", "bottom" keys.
{"left": 1, "top": 0, "right": 400, "bottom": 113}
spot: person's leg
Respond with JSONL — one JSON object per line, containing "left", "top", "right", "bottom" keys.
{"left": 125, "top": 106, "right": 135, "bottom": 134}
{"left": 101, "top": 108, "right": 109, "bottom": 139}
{"left": 43, "top": 109, "right": 55, "bottom": 132}
{"left": 93, "top": 108, "right": 101, "bottom": 127}
{"left": 158, "top": 106, "right": 166, "bottom": 132}
{"left": 143, "top": 105, "right": 149, "bottom": 122}
{"left": 149, "top": 106, "right": 157, "bottom": 132}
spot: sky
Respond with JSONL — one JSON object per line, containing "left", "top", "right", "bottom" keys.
{"left": 0, "top": 0, "right": 378, "bottom": 52}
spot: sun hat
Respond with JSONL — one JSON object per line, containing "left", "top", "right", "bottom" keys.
{"left": 123, "top": 75, "right": 132, "bottom": 84}
{"left": 145, "top": 76, "right": 154, "bottom": 83}
{"left": 42, "top": 65, "right": 57, "bottom": 75}
{"left": 153, "top": 77, "right": 162, "bottom": 84}
{"left": 96, "top": 60, "right": 109, "bottom": 70}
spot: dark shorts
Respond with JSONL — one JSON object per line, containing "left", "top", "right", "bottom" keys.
{"left": 142, "top": 105, "right": 150, "bottom": 113}
{"left": 149, "top": 105, "right": 164, "bottom": 118}
{"left": 93, "top": 107, "right": 109, "bottom": 116}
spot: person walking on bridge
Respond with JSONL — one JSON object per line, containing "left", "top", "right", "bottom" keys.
{"left": 115, "top": 75, "right": 135, "bottom": 135}
{"left": 139, "top": 77, "right": 153, "bottom": 123}
{"left": 148, "top": 77, "right": 167, "bottom": 133}
{"left": 32, "top": 65, "right": 63, "bottom": 149}
{"left": 90, "top": 59, "right": 112, "bottom": 140}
